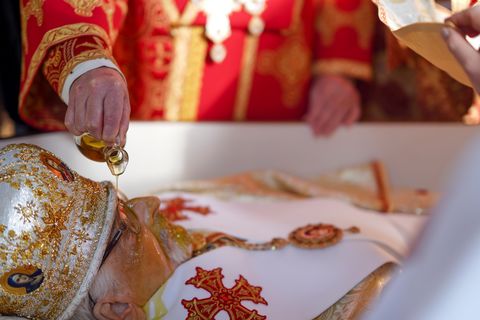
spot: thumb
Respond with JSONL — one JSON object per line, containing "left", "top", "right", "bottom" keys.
{"left": 443, "top": 26, "right": 480, "bottom": 93}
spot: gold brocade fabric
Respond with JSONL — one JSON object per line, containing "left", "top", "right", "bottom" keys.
{"left": 157, "top": 163, "right": 438, "bottom": 215}
{"left": 0, "top": 144, "right": 117, "bottom": 320}
{"left": 313, "top": 263, "right": 395, "bottom": 319}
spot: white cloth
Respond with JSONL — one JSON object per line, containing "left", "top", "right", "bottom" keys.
{"left": 363, "top": 136, "right": 480, "bottom": 320}
{"left": 146, "top": 193, "right": 425, "bottom": 319}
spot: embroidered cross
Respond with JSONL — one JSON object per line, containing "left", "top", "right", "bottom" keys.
{"left": 182, "top": 267, "right": 268, "bottom": 320}
{"left": 159, "top": 197, "right": 212, "bottom": 221}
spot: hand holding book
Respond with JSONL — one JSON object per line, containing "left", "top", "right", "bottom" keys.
{"left": 442, "top": 6, "right": 480, "bottom": 93}
{"left": 374, "top": 0, "right": 480, "bottom": 87}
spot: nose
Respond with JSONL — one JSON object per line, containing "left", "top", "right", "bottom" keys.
{"left": 126, "top": 197, "right": 161, "bottom": 225}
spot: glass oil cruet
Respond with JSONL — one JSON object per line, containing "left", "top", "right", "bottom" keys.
{"left": 74, "top": 133, "right": 129, "bottom": 177}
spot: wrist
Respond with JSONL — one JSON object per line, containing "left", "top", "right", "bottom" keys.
{"left": 63, "top": 59, "right": 124, "bottom": 105}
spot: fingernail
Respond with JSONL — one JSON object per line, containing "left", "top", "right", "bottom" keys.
{"left": 442, "top": 27, "right": 450, "bottom": 39}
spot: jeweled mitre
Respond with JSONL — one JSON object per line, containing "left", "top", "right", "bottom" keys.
{"left": 0, "top": 144, "right": 117, "bottom": 319}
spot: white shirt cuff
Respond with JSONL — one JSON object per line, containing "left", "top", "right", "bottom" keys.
{"left": 61, "top": 58, "right": 122, "bottom": 105}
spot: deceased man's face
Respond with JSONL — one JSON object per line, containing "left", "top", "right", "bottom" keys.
{"left": 97, "top": 197, "right": 191, "bottom": 307}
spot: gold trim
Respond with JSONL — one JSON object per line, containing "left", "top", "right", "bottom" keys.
{"left": 161, "top": 0, "right": 180, "bottom": 22}
{"left": 162, "top": 1, "right": 203, "bottom": 120}
{"left": 234, "top": 35, "right": 259, "bottom": 121}
{"left": 58, "top": 48, "right": 115, "bottom": 97}
{"left": 180, "top": 28, "right": 208, "bottom": 121}
{"left": 42, "top": 38, "right": 78, "bottom": 93}
{"left": 102, "top": 0, "right": 116, "bottom": 40}
{"left": 179, "top": 2, "right": 200, "bottom": 25}
{"left": 283, "top": 0, "right": 305, "bottom": 35}
{"left": 161, "top": 0, "right": 199, "bottom": 25}
{"left": 313, "top": 59, "right": 372, "bottom": 80}
{"left": 23, "top": 0, "right": 44, "bottom": 26}
{"left": 21, "top": 0, "right": 46, "bottom": 54}
{"left": 314, "top": 263, "right": 394, "bottom": 320}
{"left": 372, "top": 161, "right": 392, "bottom": 213}
{"left": 20, "top": 23, "right": 111, "bottom": 111}
{"left": 42, "top": 36, "right": 113, "bottom": 96}
{"left": 164, "top": 27, "right": 191, "bottom": 120}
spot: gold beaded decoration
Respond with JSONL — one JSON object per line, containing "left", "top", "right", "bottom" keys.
{"left": 0, "top": 144, "right": 117, "bottom": 320}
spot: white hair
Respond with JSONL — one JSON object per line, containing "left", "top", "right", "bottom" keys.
{"left": 70, "top": 265, "right": 118, "bottom": 320}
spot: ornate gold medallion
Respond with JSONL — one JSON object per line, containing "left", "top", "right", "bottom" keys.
{"left": 190, "top": 223, "right": 358, "bottom": 256}
{"left": 289, "top": 224, "right": 360, "bottom": 249}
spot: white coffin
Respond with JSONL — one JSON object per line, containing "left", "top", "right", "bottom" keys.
{"left": 0, "top": 122, "right": 477, "bottom": 198}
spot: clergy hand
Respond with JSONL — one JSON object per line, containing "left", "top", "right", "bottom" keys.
{"left": 66, "top": 67, "right": 130, "bottom": 146}
{"left": 305, "top": 74, "right": 361, "bottom": 137}
{"left": 443, "top": 6, "right": 480, "bottom": 93}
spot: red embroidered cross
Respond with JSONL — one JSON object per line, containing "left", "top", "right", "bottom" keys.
{"left": 182, "top": 267, "right": 268, "bottom": 320}
{"left": 160, "top": 197, "right": 212, "bottom": 221}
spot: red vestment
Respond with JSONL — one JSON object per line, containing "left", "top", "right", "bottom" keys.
{"left": 20, "top": 0, "right": 375, "bottom": 131}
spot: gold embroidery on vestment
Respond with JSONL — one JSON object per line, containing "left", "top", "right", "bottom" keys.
{"left": 234, "top": 35, "right": 259, "bottom": 120}
{"left": 257, "top": 28, "right": 311, "bottom": 108}
{"left": 314, "top": 263, "right": 394, "bottom": 319}
{"left": 63, "top": 0, "right": 102, "bottom": 17}
{"left": 20, "top": 23, "right": 110, "bottom": 113}
{"left": 180, "top": 28, "right": 207, "bottom": 121}
{"left": 0, "top": 144, "right": 111, "bottom": 319}
{"left": 102, "top": 0, "right": 116, "bottom": 40}
{"left": 43, "top": 37, "right": 111, "bottom": 95}
{"left": 165, "top": 27, "right": 207, "bottom": 120}
{"left": 315, "top": 0, "right": 374, "bottom": 50}
{"left": 21, "top": 0, "right": 45, "bottom": 54}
